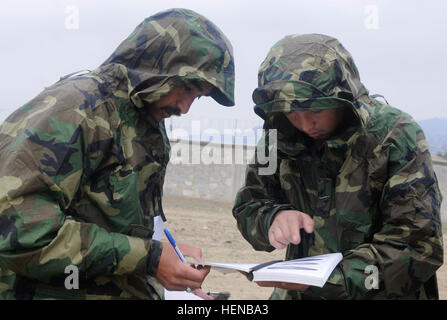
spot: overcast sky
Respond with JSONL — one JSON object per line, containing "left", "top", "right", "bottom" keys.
{"left": 1, "top": 0, "right": 446, "bottom": 128}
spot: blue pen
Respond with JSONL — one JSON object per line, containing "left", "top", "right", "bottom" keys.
{"left": 164, "top": 228, "right": 187, "bottom": 263}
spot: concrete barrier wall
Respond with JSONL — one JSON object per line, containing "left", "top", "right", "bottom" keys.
{"left": 163, "top": 140, "right": 447, "bottom": 222}
{"left": 163, "top": 140, "right": 250, "bottom": 203}
{"left": 434, "top": 163, "right": 447, "bottom": 223}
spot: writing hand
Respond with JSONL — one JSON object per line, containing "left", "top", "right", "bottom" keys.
{"left": 192, "top": 289, "right": 215, "bottom": 300}
{"left": 156, "top": 242, "right": 210, "bottom": 291}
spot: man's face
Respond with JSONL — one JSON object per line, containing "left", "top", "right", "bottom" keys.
{"left": 284, "top": 108, "right": 345, "bottom": 142}
{"left": 147, "top": 81, "right": 213, "bottom": 122}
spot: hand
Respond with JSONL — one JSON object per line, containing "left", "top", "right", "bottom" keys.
{"left": 268, "top": 210, "right": 314, "bottom": 249}
{"left": 155, "top": 242, "right": 211, "bottom": 291}
{"left": 191, "top": 289, "right": 215, "bottom": 300}
{"left": 178, "top": 243, "right": 205, "bottom": 263}
{"left": 256, "top": 281, "right": 310, "bottom": 292}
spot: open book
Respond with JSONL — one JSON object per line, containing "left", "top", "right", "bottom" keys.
{"left": 193, "top": 253, "right": 342, "bottom": 288}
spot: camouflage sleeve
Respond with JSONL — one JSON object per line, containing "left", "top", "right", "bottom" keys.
{"left": 233, "top": 155, "right": 296, "bottom": 252}
{"left": 308, "top": 122, "right": 443, "bottom": 299}
{"left": 0, "top": 100, "right": 159, "bottom": 283}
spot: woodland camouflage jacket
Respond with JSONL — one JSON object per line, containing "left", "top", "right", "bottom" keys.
{"left": 0, "top": 8, "right": 234, "bottom": 299}
{"left": 233, "top": 34, "right": 443, "bottom": 299}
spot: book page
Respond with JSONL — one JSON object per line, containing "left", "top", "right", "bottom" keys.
{"left": 164, "top": 289, "right": 204, "bottom": 300}
{"left": 191, "top": 252, "right": 342, "bottom": 287}
{"left": 252, "top": 253, "right": 342, "bottom": 287}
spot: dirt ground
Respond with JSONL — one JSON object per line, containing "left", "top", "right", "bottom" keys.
{"left": 163, "top": 194, "right": 447, "bottom": 300}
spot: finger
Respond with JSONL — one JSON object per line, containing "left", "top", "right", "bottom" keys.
{"left": 179, "top": 244, "right": 204, "bottom": 262}
{"left": 272, "top": 210, "right": 302, "bottom": 246}
{"left": 165, "top": 275, "right": 202, "bottom": 291}
{"left": 179, "top": 275, "right": 206, "bottom": 291}
{"left": 182, "top": 281, "right": 202, "bottom": 291}
{"left": 276, "top": 212, "right": 300, "bottom": 245}
{"left": 269, "top": 228, "right": 288, "bottom": 249}
{"left": 192, "top": 289, "right": 214, "bottom": 300}
{"left": 164, "top": 278, "right": 202, "bottom": 292}
{"left": 185, "top": 251, "right": 203, "bottom": 263}
{"left": 180, "top": 264, "right": 210, "bottom": 288}
{"left": 299, "top": 213, "right": 315, "bottom": 234}
{"left": 268, "top": 228, "right": 281, "bottom": 248}
{"left": 197, "top": 265, "right": 211, "bottom": 276}
{"left": 286, "top": 216, "right": 301, "bottom": 245}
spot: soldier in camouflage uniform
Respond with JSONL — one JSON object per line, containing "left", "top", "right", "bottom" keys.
{"left": 0, "top": 8, "right": 234, "bottom": 299}
{"left": 233, "top": 34, "right": 443, "bottom": 299}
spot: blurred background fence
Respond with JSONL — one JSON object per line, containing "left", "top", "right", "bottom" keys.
{"left": 163, "top": 117, "right": 447, "bottom": 222}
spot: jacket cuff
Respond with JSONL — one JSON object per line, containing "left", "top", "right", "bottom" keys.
{"left": 146, "top": 240, "right": 163, "bottom": 277}
{"left": 261, "top": 201, "right": 297, "bottom": 233}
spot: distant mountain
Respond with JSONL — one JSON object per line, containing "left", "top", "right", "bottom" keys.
{"left": 417, "top": 118, "right": 447, "bottom": 156}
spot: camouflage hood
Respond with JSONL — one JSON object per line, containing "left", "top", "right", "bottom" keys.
{"left": 101, "top": 8, "right": 235, "bottom": 108}
{"left": 253, "top": 34, "right": 370, "bottom": 126}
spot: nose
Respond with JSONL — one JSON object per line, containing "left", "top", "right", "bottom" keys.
{"left": 177, "top": 96, "right": 194, "bottom": 115}
{"left": 302, "top": 116, "right": 315, "bottom": 132}
{"left": 295, "top": 111, "right": 316, "bottom": 133}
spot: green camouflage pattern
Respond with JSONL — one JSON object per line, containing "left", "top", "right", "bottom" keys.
{"left": 233, "top": 34, "right": 443, "bottom": 299}
{"left": 0, "top": 8, "right": 234, "bottom": 299}
{"left": 252, "top": 34, "right": 368, "bottom": 122}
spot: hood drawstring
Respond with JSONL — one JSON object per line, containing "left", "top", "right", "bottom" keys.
{"left": 156, "top": 186, "right": 167, "bottom": 222}
{"left": 151, "top": 185, "right": 167, "bottom": 223}
{"left": 370, "top": 93, "right": 389, "bottom": 105}
{"left": 57, "top": 69, "right": 92, "bottom": 82}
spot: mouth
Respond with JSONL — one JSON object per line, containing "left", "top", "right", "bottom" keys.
{"left": 162, "top": 110, "right": 171, "bottom": 119}
{"left": 161, "top": 106, "right": 181, "bottom": 119}
{"left": 307, "top": 131, "right": 325, "bottom": 139}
